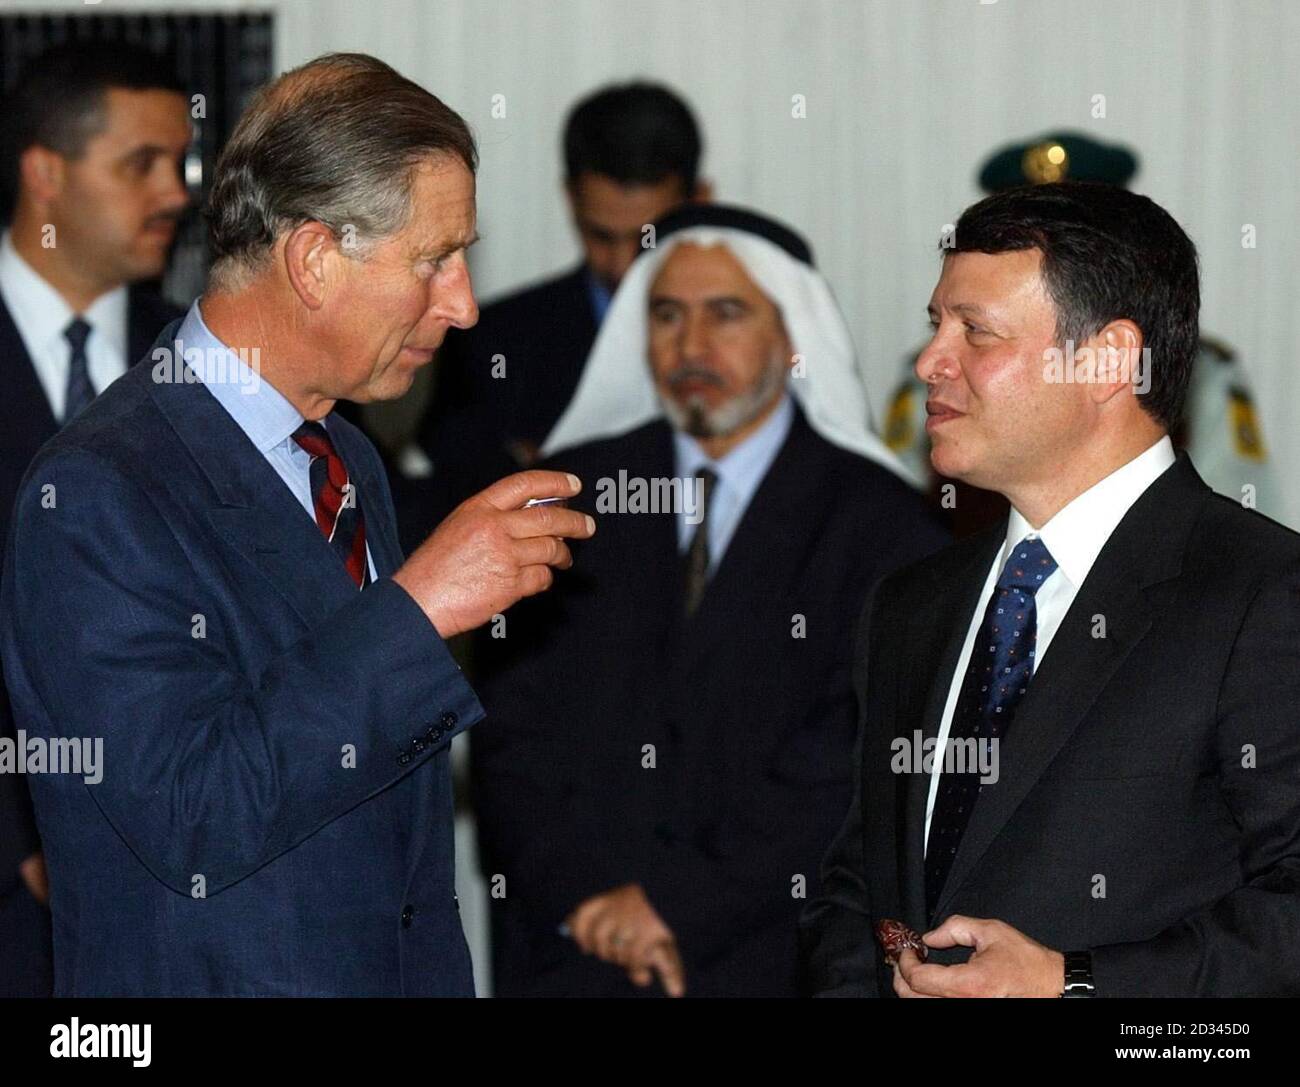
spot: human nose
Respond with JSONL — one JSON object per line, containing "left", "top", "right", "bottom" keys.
{"left": 435, "top": 254, "right": 478, "bottom": 329}
{"left": 678, "top": 309, "right": 709, "bottom": 363}
{"left": 156, "top": 157, "right": 190, "bottom": 213}
{"left": 916, "top": 325, "right": 959, "bottom": 385}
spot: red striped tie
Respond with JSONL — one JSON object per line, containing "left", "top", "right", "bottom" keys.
{"left": 291, "top": 421, "right": 369, "bottom": 588}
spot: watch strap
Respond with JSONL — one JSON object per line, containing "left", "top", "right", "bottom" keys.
{"left": 1062, "top": 949, "right": 1095, "bottom": 997}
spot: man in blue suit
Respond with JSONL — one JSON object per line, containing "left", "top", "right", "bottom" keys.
{"left": 0, "top": 52, "right": 593, "bottom": 997}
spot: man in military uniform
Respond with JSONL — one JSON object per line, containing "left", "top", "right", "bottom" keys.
{"left": 885, "top": 132, "right": 1276, "bottom": 533}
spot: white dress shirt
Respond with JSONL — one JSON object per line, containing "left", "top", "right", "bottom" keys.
{"left": 0, "top": 230, "right": 128, "bottom": 421}
{"left": 923, "top": 436, "right": 1177, "bottom": 851}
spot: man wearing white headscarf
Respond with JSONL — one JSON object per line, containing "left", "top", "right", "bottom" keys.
{"left": 471, "top": 205, "right": 948, "bottom": 997}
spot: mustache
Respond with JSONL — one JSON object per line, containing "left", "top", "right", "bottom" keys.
{"left": 666, "top": 366, "right": 726, "bottom": 391}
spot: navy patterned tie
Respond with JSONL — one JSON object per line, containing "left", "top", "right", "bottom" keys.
{"left": 62, "top": 317, "right": 95, "bottom": 424}
{"left": 925, "top": 535, "right": 1057, "bottom": 917}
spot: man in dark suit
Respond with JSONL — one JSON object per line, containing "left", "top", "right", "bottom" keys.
{"left": 409, "top": 82, "right": 710, "bottom": 544}
{"left": 802, "top": 182, "right": 1300, "bottom": 997}
{"left": 0, "top": 52, "right": 593, "bottom": 997}
{"left": 472, "top": 205, "right": 948, "bottom": 996}
{"left": 0, "top": 43, "right": 192, "bottom": 996}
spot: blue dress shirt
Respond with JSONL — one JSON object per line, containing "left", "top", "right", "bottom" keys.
{"left": 585, "top": 268, "right": 613, "bottom": 326}
{"left": 176, "top": 301, "right": 377, "bottom": 580}
{"left": 672, "top": 393, "right": 794, "bottom": 573}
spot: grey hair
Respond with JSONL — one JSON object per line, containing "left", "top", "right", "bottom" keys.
{"left": 205, "top": 52, "right": 476, "bottom": 289}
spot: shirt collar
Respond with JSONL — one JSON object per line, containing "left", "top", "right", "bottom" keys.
{"left": 0, "top": 229, "right": 127, "bottom": 364}
{"left": 1005, "top": 435, "right": 1177, "bottom": 588}
{"left": 177, "top": 299, "right": 304, "bottom": 453}
{"left": 673, "top": 392, "right": 795, "bottom": 500}
{"left": 84, "top": 282, "right": 128, "bottom": 367}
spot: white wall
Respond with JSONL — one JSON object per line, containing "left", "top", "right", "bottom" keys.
{"left": 269, "top": 0, "right": 1300, "bottom": 522}
{"left": 11, "top": 0, "right": 1296, "bottom": 518}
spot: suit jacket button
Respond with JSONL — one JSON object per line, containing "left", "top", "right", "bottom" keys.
{"left": 401, "top": 905, "right": 414, "bottom": 928}
{"left": 440, "top": 710, "right": 458, "bottom": 729}
{"left": 411, "top": 737, "right": 426, "bottom": 753}
{"left": 396, "top": 752, "right": 411, "bottom": 766}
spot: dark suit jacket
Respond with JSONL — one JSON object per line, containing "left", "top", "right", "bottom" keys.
{"left": 410, "top": 264, "right": 598, "bottom": 542}
{"left": 0, "top": 320, "right": 485, "bottom": 996}
{"left": 471, "top": 409, "right": 949, "bottom": 996}
{"left": 0, "top": 286, "right": 183, "bottom": 553}
{"left": 802, "top": 454, "right": 1300, "bottom": 997}
{"left": 0, "top": 286, "right": 182, "bottom": 996}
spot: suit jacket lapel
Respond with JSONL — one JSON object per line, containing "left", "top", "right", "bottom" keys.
{"left": 0, "top": 292, "right": 59, "bottom": 446}
{"left": 897, "top": 530, "right": 1002, "bottom": 927}
{"left": 620, "top": 422, "right": 685, "bottom": 650}
{"left": 678, "top": 411, "right": 827, "bottom": 668}
{"left": 931, "top": 455, "right": 1208, "bottom": 918}
{"left": 145, "top": 324, "right": 374, "bottom": 627}
{"left": 0, "top": 287, "right": 178, "bottom": 455}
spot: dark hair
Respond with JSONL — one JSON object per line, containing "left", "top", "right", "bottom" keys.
{"left": 563, "top": 81, "right": 701, "bottom": 190}
{"left": 1, "top": 42, "right": 185, "bottom": 220}
{"left": 206, "top": 52, "right": 477, "bottom": 284}
{"left": 948, "top": 181, "right": 1199, "bottom": 430}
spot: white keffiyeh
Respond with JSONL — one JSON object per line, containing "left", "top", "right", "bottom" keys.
{"left": 542, "top": 225, "right": 917, "bottom": 486}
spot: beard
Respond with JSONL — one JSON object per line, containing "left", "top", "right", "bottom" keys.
{"left": 660, "top": 346, "right": 789, "bottom": 440}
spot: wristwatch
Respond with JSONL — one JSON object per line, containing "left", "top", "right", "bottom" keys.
{"left": 1061, "top": 949, "right": 1095, "bottom": 997}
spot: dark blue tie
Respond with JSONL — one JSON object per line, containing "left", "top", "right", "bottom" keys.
{"left": 63, "top": 317, "right": 95, "bottom": 424}
{"left": 925, "top": 535, "right": 1058, "bottom": 917}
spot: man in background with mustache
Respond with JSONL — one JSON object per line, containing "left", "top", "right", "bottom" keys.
{"left": 471, "top": 205, "right": 947, "bottom": 996}
{"left": 0, "top": 42, "right": 192, "bottom": 997}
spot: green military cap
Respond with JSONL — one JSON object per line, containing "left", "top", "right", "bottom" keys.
{"left": 978, "top": 131, "right": 1139, "bottom": 192}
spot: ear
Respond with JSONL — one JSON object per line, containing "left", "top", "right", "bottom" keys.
{"left": 18, "top": 145, "right": 65, "bottom": 205}
{"left": 690, "top": 178, "right": 715, "bottom": 204}
{"left": 281, "top": 221, "right": 339, "bottom": 311}
{"left": 1083, "top": 319, "right": 1144, "bottom": 406}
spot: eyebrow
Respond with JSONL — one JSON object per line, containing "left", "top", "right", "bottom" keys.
{"left": 425, "top": 231, "right": 481, "bottom": 258}
{"left": 117, "top": 142, "right": 180, "bottom": 161}
{"left": 580, "top": 221, "right": 643, "bottom": 242}
{"left": 927, "top": 302, "right": 994, "bottom": 319}
{"left": 650, "top": 294, "right": 751, "bottom": 308}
